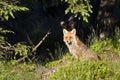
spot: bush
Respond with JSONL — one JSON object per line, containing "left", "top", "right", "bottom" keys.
{"left": 90, "top": 38, "right": 114, "bottom": 54}
{"left": 0, "top": 41, "right": 32, "bottom": 61}
{"left": 90, "top": 27, "right": 120, "bottom": 55}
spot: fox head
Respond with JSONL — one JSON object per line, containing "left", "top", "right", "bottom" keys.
{"left": 63, "top": 29, "right": 77, "bottom": 45}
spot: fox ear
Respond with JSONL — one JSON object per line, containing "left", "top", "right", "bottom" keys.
{"left": 63, "top": 29, "right": 68, "bottom": 35}
{"left": 71, "top": 29, "right": 76, "bottom": 35}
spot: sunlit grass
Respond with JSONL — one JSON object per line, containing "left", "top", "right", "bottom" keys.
{"left": 0, "top": 61, "right": 42, "bottom": 80}
{"left": 49, "top": 59, "right": 120, "bottom": 80}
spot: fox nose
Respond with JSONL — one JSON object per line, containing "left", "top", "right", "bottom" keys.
{"left": 67, "top": 41, "right": 72, "bottom": 45}
{"left": 67, "top": 41, "right": 70, "bottom": 43}
{"left": 67, "top": 41, "right": 69, "bottom": 43}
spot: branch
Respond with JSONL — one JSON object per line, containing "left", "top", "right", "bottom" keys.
{"left": 16, "top": 30, "right": 51, "bottom": 63}
{"left": 32, "top": 30, "right": 51, "bottom": 52}
{"left": 17, "top": 55, "right": 27, "bottom": 62}
{"left": 0, "top": 45, "right": 8, "bottom": 49}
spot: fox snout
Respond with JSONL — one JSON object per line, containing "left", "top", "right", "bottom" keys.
{"left": 66, "top": 40, "right": 72, "bottom": 45}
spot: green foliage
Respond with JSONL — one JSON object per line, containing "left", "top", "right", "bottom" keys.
{"left": 90, "top": 38, "right": 114, "bottom": 54}
{"left": 45, "top": 53, "right": 74, "bottom": 67}
{"left": 0, "top": 1, "right": 29, "bottom": 20}
{"left": 90, "top": 27, "right": 120, "bottom": 55}
{"left": 49, "top": 60, "right": 120, "bottom": 80}
{"left": 0, "top": 29, "right": 32, "bottom": 61}
{"left": 0, "top": 29, "right": 14, "bottom": 34}
{"left": 0, "top": 0, "right": 30, "bottom": 61}
{"left": 0, "top": 28, "right": 14, "bottom": 43}
{"left": 64, "top": 0, "right": 92, "bottom": 22}
{"left": 112, "top": 28, "right": 120, "bottom": 54}
{"left": 0, "top": 1, "right": 30, "bottom": 60}
{"left": 14, "top": 43, "right": 31, "bottom": 57}
{"left": 45, "top": 60, "right": 62, "bottom": 67}
{"left": 0, "top": 61, "right": 40, "bottom": 80}
{"left": 0, "top": 28, "right": 14, "bottom": 59}
{"left": 0, "top": 42, "right": 32, "bottom": 61}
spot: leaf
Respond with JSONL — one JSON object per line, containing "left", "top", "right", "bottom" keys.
{"left": 1, "top": 30, "right": 15, "bottom": 34}
{"left": 4, "top": 15, "right": 9, "bottom": 20}
{"left": 64, "top": 0, "right": 92, "bottom": 22}
{"left": 9, "top": 11, "right": 15, "bottom": 18}
{"left": 0, "top": 1, "right": 29, "bottom": 21}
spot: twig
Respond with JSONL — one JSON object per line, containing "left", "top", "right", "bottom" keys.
{"left": 17, "top": 55, "right": 27, "bottom": 62}
{"left": 32, "top": 30, "right": 51, "bottom": 52}
{"left": 17, "top": 30, "right": 51, "bottom": 63}
{"left": 0, "top": 45, "right": 8, "bottom": 50}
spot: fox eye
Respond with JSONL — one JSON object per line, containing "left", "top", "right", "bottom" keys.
{"left": 64, "top": 36, "right": 72, "bottom": 39}
{"left": 65, "top": 37, "right": 68, "bottom": 39}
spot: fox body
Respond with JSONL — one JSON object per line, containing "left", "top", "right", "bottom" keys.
{"left": 63, "top": 29, "right": 99, "bottom": 60}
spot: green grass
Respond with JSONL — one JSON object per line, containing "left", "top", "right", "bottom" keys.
{"left": 0, "top": 61, "right": 42, "bottom": 80}
{"left": 49, "top": 59, "right": 120, "bottom": 80}
{"left": 45, "top": 53, "right": 73, "bottom": 67}
{"left": 0, "top": 53, "right": 120, "bottom": 80}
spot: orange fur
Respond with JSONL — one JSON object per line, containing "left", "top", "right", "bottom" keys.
{"left": 63, "top": 29, "right": 100, "bottom": 60}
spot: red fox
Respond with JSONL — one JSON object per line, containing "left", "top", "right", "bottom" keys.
{"left": 63, "top": 28, "right": 100, "bottom": 60}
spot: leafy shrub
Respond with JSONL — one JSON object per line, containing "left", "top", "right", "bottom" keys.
{"left": 0, "top": 41, "right": 32, "bottom": 61}
{"left": 0, "top": 28, "right": 14, "bottom": 44}
{"left": 0, "top": 0, "right": 30, "bottom": 61}
{"left": 90, "top": 27, "right": 120, "bottom": 55}
{"left": 90, "top": 38, "right": 114, "bottom": 54}
{"left": 0, "top": 25, "right": 32, "bottom": 62}
{"left": 0, "top": 29, "right": 14, "bottom": 60}
{"left": 14, "top": 43, "right": 32, "bottom": 58}
{"left": 64, "top": 0, "right": 92, "bottom": 22}
{"left": 0, "top": 1, "right": 29, "bottom": 20}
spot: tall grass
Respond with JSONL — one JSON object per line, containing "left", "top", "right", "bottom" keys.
{"left": 86, "top": 26, "right": 120, "bottom": 55}
{"left": 49, "top": 60, "right": 120, "bottom": 80}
